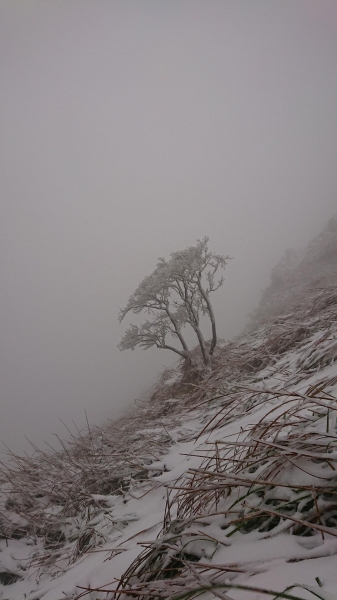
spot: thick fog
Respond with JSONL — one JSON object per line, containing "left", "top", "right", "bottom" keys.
{"left": 1, "top": 1, "right": 337, "bottom": 454}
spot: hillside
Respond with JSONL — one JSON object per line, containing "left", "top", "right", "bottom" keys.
{"left": 248, "top": 216, "right": 337, "bottom": 329}
{"left": 1, "top": 218, "right": 337, "bottom": 600}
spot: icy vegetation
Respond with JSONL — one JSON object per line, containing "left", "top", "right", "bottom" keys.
{"left": 118, "top": 237, "right": 231, "bottom": 365}
{"left": 1, "top": 217, "right": 337, "bottom": 600}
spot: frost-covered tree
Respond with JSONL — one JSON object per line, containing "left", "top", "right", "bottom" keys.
{"left": 118, "top": 237, "right": 230, "bottom": 365}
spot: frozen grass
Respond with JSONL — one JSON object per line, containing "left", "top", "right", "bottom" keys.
{"left": 1, "top": 283, "right": 337, "bottom": 598}
{"left": 106, "top": 286, "right": 337, "bottom": 600}
{"left": 111, "top": 384, "right": 337, "bottom": 600}
{"left": 0, "top": 395, "right": 185, "bottom": 568}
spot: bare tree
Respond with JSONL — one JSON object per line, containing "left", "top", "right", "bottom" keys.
{"left": 118, "top": 237, "right": 230, "bottom": 365}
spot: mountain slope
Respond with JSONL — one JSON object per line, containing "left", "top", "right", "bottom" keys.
{"left": 1, "top": 219, "right": 337, "bottom": 600}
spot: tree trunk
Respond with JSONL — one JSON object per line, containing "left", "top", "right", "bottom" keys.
{"left": 165, "top": 307, "right": 189, "bottom": 353}
{"left": 192, "top": 324, "right": 209, "bottom": 365}
{"left": 182, "top": 283, "right": 210, "bottom": 366}
{"left": 188, "top": 302, "right": 209, "bottom": 366}
{"left": 197, "top": 278, "right": 217, "bottom": 356}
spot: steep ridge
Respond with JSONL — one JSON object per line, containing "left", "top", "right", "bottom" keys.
{"left": 248, "top": 215, "right": 337, "bottom": 329}
{"left": 1, "top": 218, "right": 337, "bottom": 600}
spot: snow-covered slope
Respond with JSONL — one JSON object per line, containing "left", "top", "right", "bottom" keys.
{"left": 248, "top": 216, "right": 337, "bottom": 330}
{"left": 1, "top": 220, "right": 337, "bottom": 600}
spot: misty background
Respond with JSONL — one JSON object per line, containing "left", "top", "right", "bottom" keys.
{"left": 1, "top": 1, "right": 337, "bottom": 454}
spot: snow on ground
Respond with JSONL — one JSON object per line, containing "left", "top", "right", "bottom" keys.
{"left": 1, "top": 317, "right": 337, "bottom": 599}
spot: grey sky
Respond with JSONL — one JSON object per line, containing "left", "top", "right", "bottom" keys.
{"left": 1, "top": 1, "right": 337, "bottom": 454}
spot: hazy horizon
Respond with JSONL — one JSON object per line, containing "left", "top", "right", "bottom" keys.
{"left": 1, "top": 1, "right": 337, "bottom": 454}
